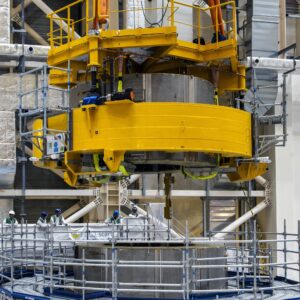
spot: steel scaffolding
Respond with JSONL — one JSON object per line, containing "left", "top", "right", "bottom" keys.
{"left": 18, "top": 64, "right": 71, "bottom": 161}
{"left": 0, "top": 220, "right": 300, "bottom": 299}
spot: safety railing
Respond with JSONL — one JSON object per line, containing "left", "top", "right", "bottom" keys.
{"left": 48, "top": 0, "right": 97, "bottom": 48}
{"left": 48, "top": 0, "right": 237, "bottom": 50}
{"left": 18, "top": 65, "right": 71, "bottom": 160}
{"left": 1, "top": 219, "right": 300, "bottom": 299}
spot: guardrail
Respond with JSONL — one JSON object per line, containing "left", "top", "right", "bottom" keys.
{"left": 48, "top": 0, "right": 237, "bottom": 49}
{"left": 0, "top": 219, "right": 300, "bottom": 299}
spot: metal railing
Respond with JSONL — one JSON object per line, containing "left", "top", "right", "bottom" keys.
{"left": 18, "top": 64, "right": 71, "bottom": 160}
{"left": 0, "top": 219, "right": 300, "bottom": 299}
{"left": 48, "top": 0, "right": 237, "bottom": 49}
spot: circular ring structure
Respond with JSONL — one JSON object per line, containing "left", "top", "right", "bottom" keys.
{"left": 72, "top": 102, "right": 252, "bottom": 158}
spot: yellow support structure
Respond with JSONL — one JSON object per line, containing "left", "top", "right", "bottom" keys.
{"left": 47, "top": 0, "right": 245, "bottom": 91}
{"left": 33, "top": 102, "right": 252, "bottom": 187}
{"left": 227, "top": 162, "right": 269, "bottom": 182}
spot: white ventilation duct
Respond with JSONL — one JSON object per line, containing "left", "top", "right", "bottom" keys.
{"left": 214, "top": 176, "right": 271, "bottom": 239}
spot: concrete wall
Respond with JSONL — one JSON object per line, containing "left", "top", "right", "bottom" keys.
{"left": 274, "top": 74, "right": 300, "bottom": 280}
{"left": 0, "top": 0, "right": 10, "bottom": 44}
{"left": 0, "top": 71, "right": 65, "bottom": 222}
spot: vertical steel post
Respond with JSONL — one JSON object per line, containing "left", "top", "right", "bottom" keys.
{"left": 50, "top": 224, "right": 54, "bottom": 295}
{"left": 182, "top": 244, "right": 186, "bottom": 300}
{"left": 87, "top": 222, "right": 89, "bottom": 240}
{"left": 203, "top": 198, "right": 207, "bottom": 237}
{"left": 1, "top": 223, "right": 3, "bottom": 283}
{"left": 33, "top": 225, "right": 37, "bottom": 290}
{"left": 253, "top": 219, "right": 257, "bottom": 300}
{"left": 42, "top": 66, "right": 47, "bottom": 141}
{"left": 25, "top": 220, "right": 28, "bottom": 273}
{"left": 35, "top": 72, "right": 39, "bottom": 109}
{"left": 185, "top": 221, "right": 190, "bottom": 299}
{"left": 82, "top": 248, "right": 86, "bottom": 300}
{"left": 236, "top": 245, "right": 240, "bottom": 294}
{"left": 112, "top": 224, "right": 117, "bottom": 300}
{"left": 10, "top": 223, "right": 14, "bottom": 293}
{"left": 283, "top": 219, "right": 287, "bottom": 281}
{"left": 126, "top": 218, "right": 129, "bottom": 240}
{"left": 269, "top": 246, "right": 274, "bottom": 294}
{"left": 298, "top": 220, "right": 300, "bottom": 294}
{"left": 198, "top": 4, "right": 201, "bottom": 40}
{"left": 67, "top": 60, "right": 72, "bottom": 151}
{"left": 170, "top": 0, "right": 175, "bottom": 26}
{"left": 282, "top": 74, "right": 287, "bottom": 146}
{"left": 18, "top": 0, "right": 27, "bottom": 218}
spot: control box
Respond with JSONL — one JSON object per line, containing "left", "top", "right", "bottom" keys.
{"left": 46, "top": 134, "right": 65, "bottom": 156}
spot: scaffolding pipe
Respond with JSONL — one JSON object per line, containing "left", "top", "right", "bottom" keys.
{"left": 214, "top": 176, "right": 271, "bottom": 239}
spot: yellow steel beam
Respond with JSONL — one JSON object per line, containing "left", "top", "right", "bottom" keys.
{"left": 49, "top": 61, "right": 87, "bottom": 87}
{"left": 48, "top": 36, "right": 90, "bottom": 66}
{"left": 100, "top": 27, "right": 178, "bottom": 49}
{"left": 168, "top": 39, "right": 237, "bottom": 63}
{"left": 219, "top": 64, "right": 246, "bottom": 92}
{"left": 48, "top": 28, "right": 178, "bottom": 66}
{"left": 48, "top": 31, "right": 238, "bottom": 70}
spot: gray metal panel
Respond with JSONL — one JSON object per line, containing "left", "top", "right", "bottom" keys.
{"left": 246, "top": 0, "right": 279, "bottom": 58}
{"left": 249, "top": 0, "right": 280, "bottom": 17}
{"left": 123, "top": 73, "right": 214, "bottom": 104}
{"left": 75, "top": 244, "right": 226, "bottom": 298}
{"left": 151, "top": 74, "right": 186, "bottom": 102}
{"left": 246, "top": 0, "right": 280, "bottom": 116}
{"left": 248, "top": 20, "right": 279, "bottom": 57}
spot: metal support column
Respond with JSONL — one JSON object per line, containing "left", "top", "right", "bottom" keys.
{"left": 253, "top": 219, "right": 257, "bottom": 300}
{"left": 283, "top": 219, "right": 287, "bottom": 281}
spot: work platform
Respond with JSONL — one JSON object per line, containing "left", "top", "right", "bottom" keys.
{"left": 47, "top": 0, "right": 245, "bottom": 91}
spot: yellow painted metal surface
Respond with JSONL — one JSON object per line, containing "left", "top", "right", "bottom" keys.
{"left": 47, "top": 0, "right": 244, "bottom": 91}
{"left": 40, "top": 0, "right": 250, "bottom": 187}
{"left": 33, "top": 102, "right": 252, "bottom": 186}
{"left": 72, "top": 102, "right": 251, "bottom": 157}
{"left": 227, "top": 162, "right": 268, "bottom": 182}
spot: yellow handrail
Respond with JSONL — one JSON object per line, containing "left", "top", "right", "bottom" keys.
{"left": 48, "top": 0, "right": 237, "bottom": 49}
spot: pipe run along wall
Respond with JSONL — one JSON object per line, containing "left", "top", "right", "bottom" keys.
{"left": 214, "top": 176, "right": 271, "bottom": 239}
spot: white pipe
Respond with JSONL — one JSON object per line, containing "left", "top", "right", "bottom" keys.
{"left": 63, "top": 199, "right": 89, "bottom": 218}
{"left": 128, "top": 174, "right": 140, "bottom": 185}
{"left": 65, "top": 192, "right": 102, "bottom": 223}
{"left": 121, "top": 175, "right": 182, "bottom": 238}
{"left": 12, "top": 0, "right": 33, "bottom": 16}
{"left": 214, "top": 176, "right": 271, "bottom": 239}
{"left": 23, "top": 22, "right": 49, "bottom": 46}
{"left": 32, "top": 0, "right": 81, "bottom": 40}
{"left": 11, "top": 13, "right": 48, "bottom": 46}
{"left": 136, "top": 206, "right": 182, "bottom": 239}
